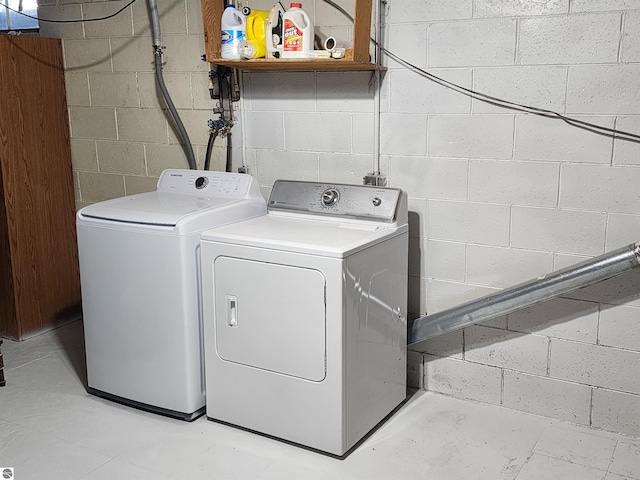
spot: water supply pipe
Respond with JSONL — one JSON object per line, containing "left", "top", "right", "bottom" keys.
{"left": 148, "top": 0, "right": 197, "bottom": 170}
{"left": 409, "top": 242, "right": 640, "bottom": 345}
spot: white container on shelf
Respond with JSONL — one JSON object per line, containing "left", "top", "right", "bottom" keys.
{"left": 221, "top": 4, "right": 246, "bottom": 59}
{"left": 282, "top": 2, "right": 314, "bottom": 58}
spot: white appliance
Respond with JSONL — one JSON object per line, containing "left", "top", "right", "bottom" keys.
{"left": 200, "top": 180, "right": 408, "bottom": 455}
{"left": 77, "top": 169, "right": 266, "bottom": 421}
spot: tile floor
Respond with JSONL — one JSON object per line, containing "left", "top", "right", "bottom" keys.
{"left": 0, "top": 320, "right": 638, "bottom": 480}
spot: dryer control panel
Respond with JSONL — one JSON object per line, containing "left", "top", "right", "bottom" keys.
{"left": 268, "top": 180, "right": 402, "bottom": 222}
{"left": 157, "top": 169, "right": 255, "bottom": 197}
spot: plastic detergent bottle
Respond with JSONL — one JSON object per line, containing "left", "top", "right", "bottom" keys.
{"left": 282, "top": 2, "right": 314, "bottom": 58}
{"left": 244, "top": 9, "right": 269, "bottom": 58}
{"left": 221, "top": 4, "right": 246, "bottom": 59}
{"left": 266, "top": 2, "right": 285, "bottom": 58}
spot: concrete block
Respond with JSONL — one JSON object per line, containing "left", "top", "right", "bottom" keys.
{"left": 116, "top": 108, "right": 168, "bottom": 143}
{"left": 96, "top": 141, "right": 145, "bottom": 175}
{"left": 244, "top": 111, "right": 285, "bottom": 150}
{"left": 388, "top": 0, "right": 472, "bottom": 24}
{"left": 132, "top": 0, "right": 187, "bottom": 37}
{"left": 511, "top": 206, "right": 606, "bottom": 256}
{"left": 466, "top": 245, "right": 554, "bottom": 289}
{"left": 427, "top": 19, "right": 517, "bottom": 67}
{"left": 425, "top": 279, "right": 498, "bottom": 316}
{"left": 407, "top": 198, "right": 428, "bottom": 238}
{"left": 599, "top": 305, "right": 640, "bottom": 351}
{"left": 472, "top": 66, "right": 567, "bottom": 114}
{"left": 606, "top": 213, "right": 640, "bottom": 251}
{"left": 388, "top": 157, "right": 468, "bottom": 200}
{"left": 429, "top": 200, "right": 510, "bottom": 245}
{"left": 429, "top": 115, "right": 514, "bottom": 159}
{"left": 423, "top": 354, "right": 502, "bottom": 405}
{"left": 476, "top": 0, "right": 569, "bottom": 17}
{"left": 503, "top": 371, "right": 591, "bottom": 425}
{"left": 285, "top": 112, "right": 352, "bottom": 153}
{"left": 572, "top": 0, "right": 640, "bottom": 12}
{"left": 380, "top": 114, "right": 428, "bottom": 156}
{"left": 77, "top": 171, "right": 125, "bottom": 203}
{"left": 465, "top": 325, "right": 549, "bottom": 376}
{"left": 609, "top": 438, "right": 640, "bottom": 478}
{"left": 518, "top": 13, "right": 621, "bottom": 65}
{"left": 592, "top": 388, "right": 640, "bottom": 436}
{"left": 69, "top": 106, "right": 117, "bottom": 140}
{"left": 145, "top": 144, "right": 191, "bottom": 176}
{"left": 316, "top": 72, "right": 374, "bottom": 113}
{"left": 70, "top": 139, "right": 98, "bottom": 172}
{"left": 138, "top": 73, "right": 192, "bottom": 109}
{"left": 567, "top": 65, "right": 640, "bottom": 115}
{"left": 384, "top": 23, "right": 428, "bottom": 69}
{"left": 254, "top": 150, "right": 319, "bottom": 185}
{"left": 38, "top": 5, "right": 84, "bottom": 39}
{"left": 560, "top": 164, "right": 640, "bottom": 215}
{"left": 111, "top": 36, "right": 154, "bottom": 73}
{"left": 408, "top": 275, "right": 427, "bottom": 316}
{"left": 469, "top": 160, "right": 559, "bottom": 207}
{"left": 84, "top": 1, "right": 134, "bottom": 38}
{"left": 550, "top": 339, "right": 640, "bottom": 394}
{"left": 515, "top": 114, "right": 613, "bottom": 163}
{"left": 406, "top": 350, "right": 424, "bottom": 389}
{"left": 508, "top": 297, "right": 599, "bottom": 344}
{"left": 246, "top": 72, "right": 316, "bottom": 112}
{"left": 318, "top": 153, "right": 374, "bottom": 185}
{"left": 622, "top": 11, "right": 640, "bottom": 62}
{"left": 63, "top": 38, "right": 112, "bottom": 72}
{"left": 89, "top": 73, "right": 140, "bottom": 108}
{"left": 389, "top": 69, "right": 471, "bottom": 114}
{"left": 124, "top": 175, "right": 158, "bottom": 196}
{"left": 352, "top": 114, "right": 374, "bottom": 154}
{"left": 613, "top": 116, "right": 640, "bottom": 166}
{"left": 65, "top": 73, "right": 90, "bottom": 107}
{"left": 425, "top": 240, "right": 466, "bottom": 283}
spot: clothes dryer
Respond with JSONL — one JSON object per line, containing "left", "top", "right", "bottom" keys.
{"left": 200, "top": 180, "right": 408, "bottom": 454}
{"left": 77, "top": 169, "right": 266, "bottom": 420}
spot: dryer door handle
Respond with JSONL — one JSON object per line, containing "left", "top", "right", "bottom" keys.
{"left": 226, "top": 295, "right": 238, "bottom": 327}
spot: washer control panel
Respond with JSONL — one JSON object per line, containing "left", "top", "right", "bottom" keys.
{"left": 268, "top": 180, "right": 402, "bottom": 222}
{"left": 157, "top": 169, "right": 253, "bottom": 197}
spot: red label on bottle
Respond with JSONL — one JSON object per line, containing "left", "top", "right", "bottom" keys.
{"left": 283, "top": 19, "right": 302, "bottom": 51}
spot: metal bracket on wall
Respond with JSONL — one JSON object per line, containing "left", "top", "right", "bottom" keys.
{"left": 363, "top": 172, "right": 387, "bottom": 186}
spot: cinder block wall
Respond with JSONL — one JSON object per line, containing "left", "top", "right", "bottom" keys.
{"left": 40, "top": 0, "right": 640, "bottom": 435}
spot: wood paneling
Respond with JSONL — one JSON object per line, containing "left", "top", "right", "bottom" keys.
{"left": 0, "top": 36, "right": 80, "bottom": 340}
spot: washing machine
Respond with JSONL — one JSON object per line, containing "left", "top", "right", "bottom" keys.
{"left": 77, "top": 169, "right": 266, "bottom": 421}
{"left": 200, "top": 180, "right": 408, "bottom": 455}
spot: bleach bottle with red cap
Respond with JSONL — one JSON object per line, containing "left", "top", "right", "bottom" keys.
{"left": 282, "top": 2, "right": 314, "bottom": 58}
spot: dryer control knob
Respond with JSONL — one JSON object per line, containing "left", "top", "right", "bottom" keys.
{"left": 321, "top": 188, "right": 339, "bottom": 206}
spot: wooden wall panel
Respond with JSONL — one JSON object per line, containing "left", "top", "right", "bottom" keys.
{"left": 0, "top": 36, "right": 80, "bottom": 340}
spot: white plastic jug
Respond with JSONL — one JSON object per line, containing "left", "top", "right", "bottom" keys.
{"left": 282, "top": 2, "right": 314, "bottom": 58}
{"left": 221, "top": 4, "right": 246, "bottom": 59}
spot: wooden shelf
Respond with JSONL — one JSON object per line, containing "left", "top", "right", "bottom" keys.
{"left": 200, "top": 0, "right": 384, "bottom": 72}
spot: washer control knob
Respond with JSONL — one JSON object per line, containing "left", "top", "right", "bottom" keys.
{"left": 372, "top": 197, "right": 382, "bottom": 207}
{"left": 195, "top": 176, "right": 208, "bottom": 189}
{"left": 321, "top": 188, "right": 339, "bottom": 206}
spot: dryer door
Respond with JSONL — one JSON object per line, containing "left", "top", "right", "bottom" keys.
{"left": 214, "top": 256, "right": 327, "bottom": 382}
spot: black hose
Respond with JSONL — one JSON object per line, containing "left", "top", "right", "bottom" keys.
{"left": 204, "top": 129, "right": 218, "bottom": 171}
{"left": 225, "top": 132, "right": 232, "bottom": 173}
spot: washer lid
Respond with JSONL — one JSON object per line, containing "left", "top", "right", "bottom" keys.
{"left": 77, "top": 169, "right": 265, "bottom": 227}
{"left": 79, "top": 192, "right": 239, "bottom": 226}
{"left": 201, "top": 214, "right": 406, "bottom": 257}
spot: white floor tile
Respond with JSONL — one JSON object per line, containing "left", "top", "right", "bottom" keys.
{"left": 516, "top": 454, "right": 607, "bottom": 480}
{"left": 609, "top": 439, "right": 640, "bottom": 479}
{"left": 533, "top": 423, "right": 619, "bottom": 470}
{"left": 80, "top": 458, "right": 174, "bottom": 480}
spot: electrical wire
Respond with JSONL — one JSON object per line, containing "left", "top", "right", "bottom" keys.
{"left": 2, "top": 0, "right": 139, "bottom": 23}
{"left": 322, "top": 0, "right": 640, "bottom": 144}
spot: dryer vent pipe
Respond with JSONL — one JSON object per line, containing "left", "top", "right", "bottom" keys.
{"left": 409, "top": 242, "right": 640, "bottom": 345}
{"left": 148, "top": 0, "right": 197, "bottom": 170}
